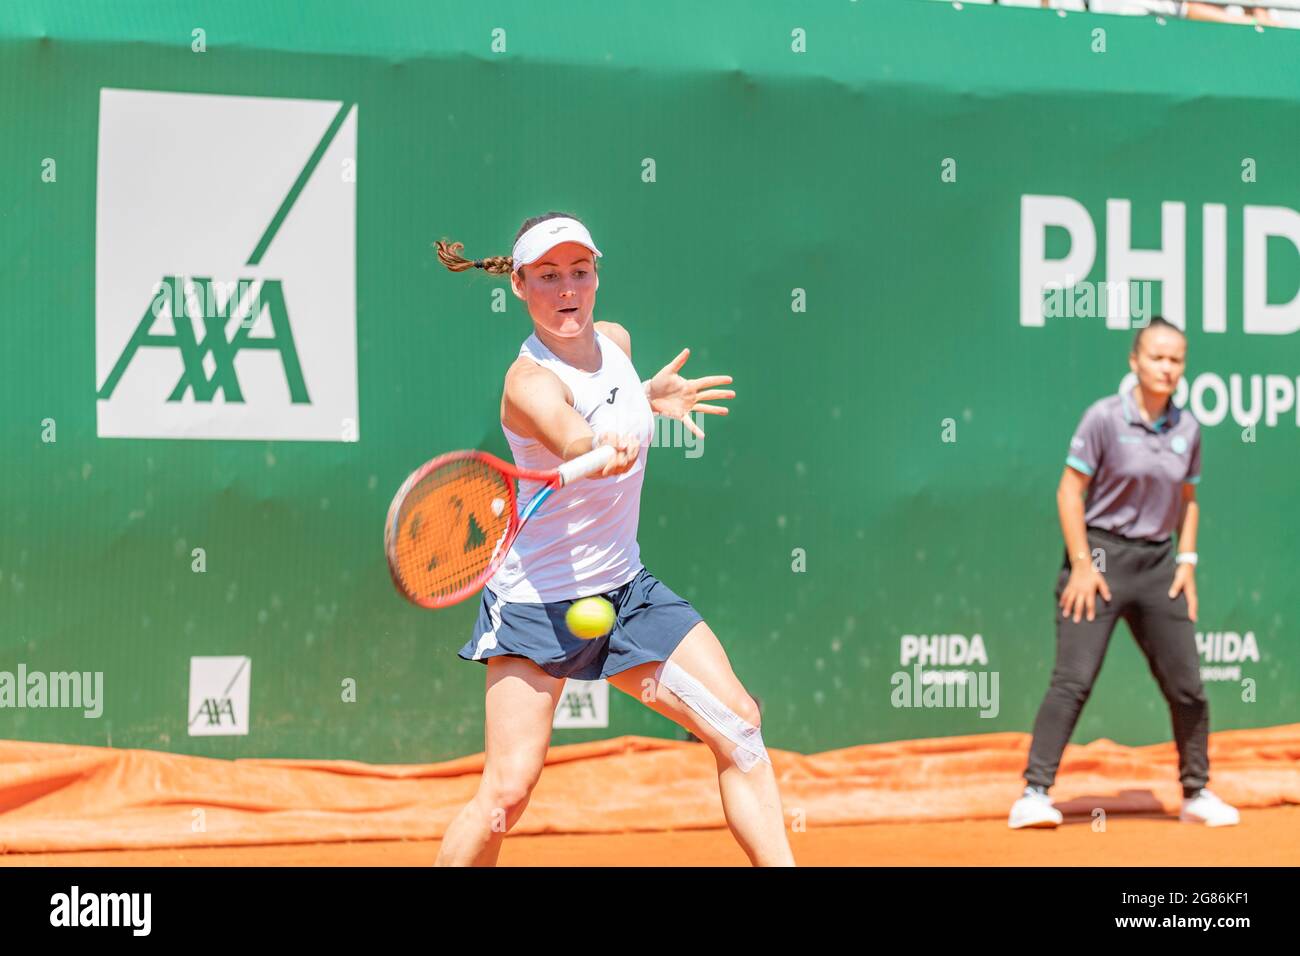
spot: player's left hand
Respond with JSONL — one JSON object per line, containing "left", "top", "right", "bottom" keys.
{"left": 1169, "top": 563, "right": 1198, "bottom": 622}
{"left": 646, "top": 348, "right": 735, "bottom": 439}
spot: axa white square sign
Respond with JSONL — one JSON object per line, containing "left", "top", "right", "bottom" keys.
{"left": 188, "top": 656, "right": 252, "bottom": 736}
{"left": 553, "top": 678, "right": 609, "bottom": 729}
{"left": 95, "top": 89, "right": 358, "bottom": 441}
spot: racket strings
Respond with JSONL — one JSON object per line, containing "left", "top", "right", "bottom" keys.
{"left": 390, "top": 458, "right": 514, "bottom": 602}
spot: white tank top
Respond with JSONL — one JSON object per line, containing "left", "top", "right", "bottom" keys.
{"left": 487, "top": 329, "right": 655, "bottom": 603}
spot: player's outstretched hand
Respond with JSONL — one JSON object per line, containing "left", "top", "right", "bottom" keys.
{"left": 646, "top": 348, "right": 735, "bottom": 440}
{"left": 592, "top": 432, "right": 641, "bottom": 478}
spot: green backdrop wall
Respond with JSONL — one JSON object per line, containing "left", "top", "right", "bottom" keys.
{"left": 2, "top": 0, "right": 1296, "bottom": 762}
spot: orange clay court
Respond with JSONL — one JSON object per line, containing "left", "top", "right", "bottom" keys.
{"left": 2, "top": 725, "right": 1297, "bottom": 866}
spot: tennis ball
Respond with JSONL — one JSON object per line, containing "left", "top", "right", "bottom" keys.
{"left": 565, "top": 596, "right": 615, "bottom": 640}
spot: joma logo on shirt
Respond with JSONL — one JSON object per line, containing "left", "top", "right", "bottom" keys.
{"left": 97, "top": 277, "right": 310, "bottom": 404}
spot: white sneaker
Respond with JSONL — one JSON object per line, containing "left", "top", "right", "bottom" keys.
{"left": 1180, "top": 789, "right": 1240, "bottom": 827}
{"left": 1009, "top": 786, "right": 1063, "bottom": 829}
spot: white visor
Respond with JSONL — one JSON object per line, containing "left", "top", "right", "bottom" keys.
{"left": 511, "top": 217, "right": 602, "bottom": 274}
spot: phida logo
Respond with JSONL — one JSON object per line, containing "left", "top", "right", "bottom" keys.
{"left": 95, "top": 89, "right": 358, "bottom": 441}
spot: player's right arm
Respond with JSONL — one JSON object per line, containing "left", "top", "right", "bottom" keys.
{"left": 1057, "top": 466, "right": 1111, "bottom": 624}
{"left": 502, "top": 359, "right": 640, "bottom": 478}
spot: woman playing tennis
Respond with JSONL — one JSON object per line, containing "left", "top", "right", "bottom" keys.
{"left": 431, "top": 212, "right": 795, "bottom": 866}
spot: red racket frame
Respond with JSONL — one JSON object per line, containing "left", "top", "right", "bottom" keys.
{"left": 384, "top": 450, "right": 566, "bottom": 610}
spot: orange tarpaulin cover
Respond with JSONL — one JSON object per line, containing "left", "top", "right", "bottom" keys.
{"left": 2, "top": 725, "right": 1298, "bottom": 853}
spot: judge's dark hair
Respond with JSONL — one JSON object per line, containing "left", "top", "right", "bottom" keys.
{"left": 433, "top": 211, "right": 596, "bottom": 282}
{"left": 1132, "top": 315, "right": 1186, "bottom": 353}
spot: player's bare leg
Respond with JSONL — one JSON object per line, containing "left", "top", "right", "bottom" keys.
{"left": 608, "top": 621, "right": 795, "bottom": 866}
{"left": 435, "top": 656, "right": 563, "bottom": 866}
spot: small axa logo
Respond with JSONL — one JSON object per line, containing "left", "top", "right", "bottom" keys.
{"left": 560, "top": 688, "right": 598, "bottom": 721}
{"left": 194, "top": 696, "right": 239, "bottom": 727}
{"left": 98, "top": 277, "right": 310, "bottom": 405}
{"left": 552, "top": 678, "right": 608, "bottom": 729}
{"left": 188, "top": 656, "right": 251, "bottom": 736}
{"left": 50, "top": 886, "right": 151, "bottom": 936}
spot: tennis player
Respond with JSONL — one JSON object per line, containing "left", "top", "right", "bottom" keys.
{"left": 430, "top": 213, "right": 795, "bottom": 866}
{"left": 1010, "top": 317, "right": 1239, "bottom": 829}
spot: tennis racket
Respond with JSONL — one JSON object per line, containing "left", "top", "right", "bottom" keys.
{"left": 384, "top": 443, "right": 615, "bottom": 609}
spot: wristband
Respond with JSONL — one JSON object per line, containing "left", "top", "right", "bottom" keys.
{"left": 1175, "top": 552, "right": 1198, "bottom": 566}
{"left": 1070, "top": 551, "right": 1090, "bottom": 565}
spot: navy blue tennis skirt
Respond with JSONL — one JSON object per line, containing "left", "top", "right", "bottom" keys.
{"left": 458, "top": 566, "right": 703, "bottom": 681}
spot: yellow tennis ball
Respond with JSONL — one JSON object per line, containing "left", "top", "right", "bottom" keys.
{"left": 565, "top": 596, "right": 615, "bottom": 640}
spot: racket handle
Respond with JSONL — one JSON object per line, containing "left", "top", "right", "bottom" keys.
{"left": 557, "top": 444, "right": 616, "bottom": 485}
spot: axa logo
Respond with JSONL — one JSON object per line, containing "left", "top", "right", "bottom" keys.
{"left": 98, "top": 278, "right": 310, "bottom": 405}
{"left": 95, "top": 89, "right": 359, "bottom": 441}
{"left": 188, "top": 656, "right": 251, "bottom": 737}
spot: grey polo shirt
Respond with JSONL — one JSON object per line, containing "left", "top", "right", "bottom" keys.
{"left": 1065, "top": 390, "right": 1201, "bottom": 543}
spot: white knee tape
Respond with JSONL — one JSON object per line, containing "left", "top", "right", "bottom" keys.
{"left": 657, "top": 660, "right": 770, "bottom": 772}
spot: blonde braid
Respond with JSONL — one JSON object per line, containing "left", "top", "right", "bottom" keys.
{"left": 433, "top": 239, "right": 515, "bottom": 276}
